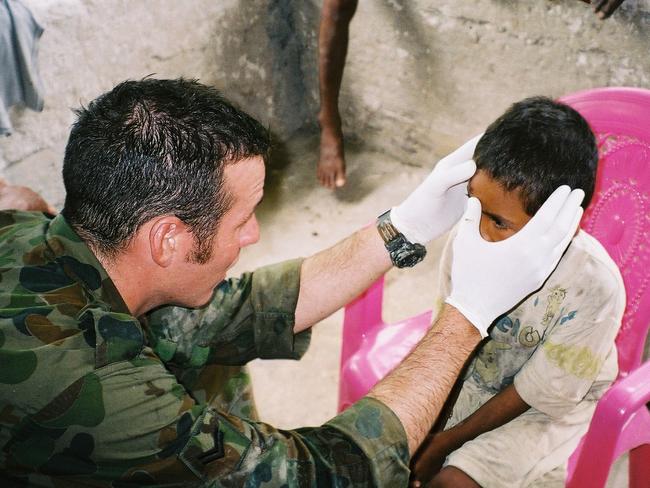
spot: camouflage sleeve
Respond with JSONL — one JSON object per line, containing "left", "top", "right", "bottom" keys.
{"left": 49, "top": 356, "right": 409, "bottom": 487}
{"left": 145, "top": 259, "right": 311, "bottom": 367}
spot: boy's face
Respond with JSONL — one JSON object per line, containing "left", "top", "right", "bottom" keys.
{"left": 467, "top": 170, "right": 532, "bottom": 242}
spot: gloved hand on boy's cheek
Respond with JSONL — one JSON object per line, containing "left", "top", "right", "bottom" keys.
{"left": 446, "top": 186, "right": 585, "bottom": 337}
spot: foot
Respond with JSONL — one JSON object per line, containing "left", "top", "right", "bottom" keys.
{"left": 317, "top": 128, "right": 346, "bottom": 189}
{"left": 0, "top": 179, "right": 57, "bottom": 214}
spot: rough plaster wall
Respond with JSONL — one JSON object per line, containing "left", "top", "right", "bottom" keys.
{"left": 0, "top": 0, "right": 323, "bottom": 205}
{"left": 1, "top": 0, "right": 648, "bottom": 202}
{"left": 0, "top": 0, "right": 324, "bottom": 192}
{"left": 339, "top": 0, "right": 650, "bottom": 166}
{"left": 1, "top": 0, "right": 240, "bottom": 205}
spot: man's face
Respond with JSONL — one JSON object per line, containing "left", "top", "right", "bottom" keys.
{"left": 467, "top": 170, "right": 532, "bottom": 242}
{"left": 174, "top": 156, "right": 265, "bottom": 307}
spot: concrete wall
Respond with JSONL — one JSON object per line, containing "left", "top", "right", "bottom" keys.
{"left": 2, "top": 0, "right": 649, "bottom": 206}
{"left": 340, "top": 0, "right": 650, "bottom": 164}
{"left": 1, "top": 0, "right": 236, "bottom": 204}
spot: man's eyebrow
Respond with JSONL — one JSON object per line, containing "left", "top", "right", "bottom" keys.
{"left": 241, "top": 194, "right": 264, "bottom": 224}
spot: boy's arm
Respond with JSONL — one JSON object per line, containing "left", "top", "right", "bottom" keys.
{"left": 412, "top": 384, "right": 530, "bottom": 484}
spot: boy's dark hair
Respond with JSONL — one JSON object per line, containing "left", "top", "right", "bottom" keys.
{"left": 473, "top": 96, "right": 598, "bottom": 215}
{"left": 62, "top": 78, "right": 270, "bottom": 262}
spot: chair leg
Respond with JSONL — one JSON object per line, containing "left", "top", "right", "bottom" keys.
{"left": 629, "top": 443, "right": 650, "bottom": 488}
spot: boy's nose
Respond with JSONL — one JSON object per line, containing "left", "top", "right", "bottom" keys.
{"left": 479, "top": 218, "right": 495, "bottom": 242}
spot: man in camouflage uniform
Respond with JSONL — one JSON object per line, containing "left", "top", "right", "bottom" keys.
{"left": 0, "top": 78, "right": 585, "bottom": 486}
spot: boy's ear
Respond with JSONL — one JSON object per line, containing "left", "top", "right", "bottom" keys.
{"left": 149, "top": 216, "right": 191, "bottom": 267}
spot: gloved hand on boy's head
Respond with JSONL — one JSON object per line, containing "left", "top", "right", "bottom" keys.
{"left": 391, "top": 135, "right": 480, "bottom": 245}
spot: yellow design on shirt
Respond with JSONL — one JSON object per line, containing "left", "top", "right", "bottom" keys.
{"left": 543, "top": 341, "right": 602, "bottom": 380}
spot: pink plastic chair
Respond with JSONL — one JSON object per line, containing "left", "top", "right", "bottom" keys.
{"left": 338, "top": 87, "right": 650, "bottom": 487}
{"left": 561, "top": 88, "right": 650, "bottom": 488}
{"left": 338, "top": 274, "right": 432, "bottom": 412}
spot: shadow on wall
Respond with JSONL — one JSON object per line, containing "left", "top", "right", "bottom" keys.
{"left": 612, "top": 0, "right": 650, "bottom": 32}
{"left": 337, "top": 0, "right": 448, "bottom": 167}
{"left": 214, "top": 0, "right": 319, "bottom": 137}
{"left": 378, "top": 1, "right": 440, "bottom": 98}
{"left": 265, "top": 0, "right": 319, "bottom": 136}
{"left": 261, "top": 0, "right": 318, "bottom": 204}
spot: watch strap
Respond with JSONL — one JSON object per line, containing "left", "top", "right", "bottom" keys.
{"left": 376, "top": 210, "right": 426, "bottom": 268}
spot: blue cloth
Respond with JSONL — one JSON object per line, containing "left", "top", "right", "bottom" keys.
{"left": 0, "top": 0, "right": 44, "bottom": 136}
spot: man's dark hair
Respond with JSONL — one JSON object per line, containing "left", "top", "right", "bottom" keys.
{"left": 62, "top": 78, "right": 270, "bottom": 262}
{"left": 474, "top": 96, "right": 598, "bottom": 215}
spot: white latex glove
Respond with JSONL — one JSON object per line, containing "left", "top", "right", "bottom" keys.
{"left": 446, "top": 186, "right": 585, "bottom": 337}
{"left": 391, "top": 135, "right": 481, "bottom": 244}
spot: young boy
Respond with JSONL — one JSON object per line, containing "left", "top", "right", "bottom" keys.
{"left": 412, "top": 97, "right": 625, "bottom": 488}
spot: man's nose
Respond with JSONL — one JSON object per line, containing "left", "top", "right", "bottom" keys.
{"left": 241, "top": 215, "right": 260, "bottom": 247}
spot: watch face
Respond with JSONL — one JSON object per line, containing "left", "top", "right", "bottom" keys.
{"left": 394, "top": 246, "right": 426, "bottom": 267}
{"left": 380, "top": 221, "right": 427, "bottom": 268}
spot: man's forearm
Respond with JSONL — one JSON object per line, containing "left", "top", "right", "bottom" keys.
{"left": 368, "top": 305, "right": 481, "bottom": 454}
{"left": 294, "top": 225, "right": 391, "bottom": 332}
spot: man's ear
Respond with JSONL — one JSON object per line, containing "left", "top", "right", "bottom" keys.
{"left": 149, "top": 216, "right": 190, "bottom": 267}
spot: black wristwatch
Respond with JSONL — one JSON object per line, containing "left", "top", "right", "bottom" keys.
{"left": 376, "top": 210, "right": 427, "bottom": 268}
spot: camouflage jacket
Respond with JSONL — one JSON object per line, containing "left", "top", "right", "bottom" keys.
{"left": 0, "top": 211, "right": 409, "bottom": 487}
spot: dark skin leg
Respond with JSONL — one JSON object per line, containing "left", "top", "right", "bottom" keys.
{"left": 579, "top": 0, "right": 626, "bottom": 19}
{"left": 317, "top": 0, "right": 358, "bottom": 189}
{"left": 593, "top": 0, "right": 626, "bottom": 19}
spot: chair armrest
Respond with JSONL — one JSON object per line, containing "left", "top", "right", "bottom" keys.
{"left": 567, "top": 360, "right": 650, "bottom": 488}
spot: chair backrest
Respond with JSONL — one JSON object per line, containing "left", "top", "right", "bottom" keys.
{"left": 561, "top": 87, "right": 650, "bottom": 376}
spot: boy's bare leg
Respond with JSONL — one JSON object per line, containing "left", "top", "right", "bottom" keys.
{"left": 317, "top": 0, "right": 358, "bottom": 189}
{"left": 578, "top": 0, "right": 626, "bottom": 18}
{"left": 593, "top": 0, "right": 626, "bottom": 18}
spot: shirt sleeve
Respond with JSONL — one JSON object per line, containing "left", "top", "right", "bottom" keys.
{"left": 76, "top": 357, "right": 410, "bottom": 487}
{"left": 514, "top": 256, "right": 625, "bottom": 419}
{"left": 144, "top": 259, "right": 311, "bottom": 367}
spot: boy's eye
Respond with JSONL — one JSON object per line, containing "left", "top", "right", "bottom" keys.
{"left": 491, "top": 216, "right": 509, "bottom": 230}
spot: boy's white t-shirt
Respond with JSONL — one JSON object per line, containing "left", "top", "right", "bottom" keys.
{"left": 438, "top": 228, "right": 626, "bottom": 486}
